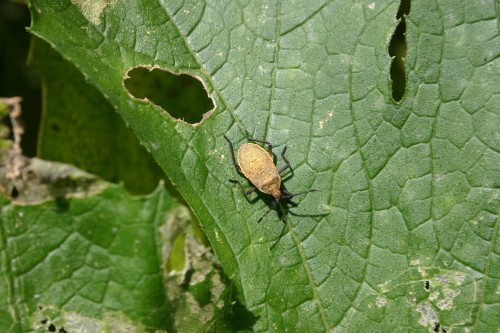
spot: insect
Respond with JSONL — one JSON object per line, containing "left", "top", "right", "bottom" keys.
{"left": 223, "top": 132, "right": 316, "bottom": 223}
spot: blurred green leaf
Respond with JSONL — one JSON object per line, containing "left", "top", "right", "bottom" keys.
{"left": 30, "top": 38, "right": 164, "bottom": 194}
{"left": 0, "top": 161, "right": 243, "bottom": 332}
{"left": 23, "top": 0, "right": 500, "bottom": 332}
{"left": 0, "top": 180, "right": 177, "bottom": 331}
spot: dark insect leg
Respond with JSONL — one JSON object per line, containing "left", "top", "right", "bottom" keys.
{"left": 270, "top": 221, "right": 287, "bottom": 250}
{"left": 245, "top": 131, "right": 273, "bottom": 154}
{"left": 229, "top": 179, "right": 256, "bottom": 199}
{"left": 223, "top": 135, "right": 240, "bottom": 172}
{"left": 257, "top": 207, "right": 273, "bottom": 223}
{"left": 278, "top": 146, "right": 291, "bottom": 173}
{"left": 281, "top": 189, "right": 293, "bottom": 198}
{"left": 281, "top": 174, "right": 294, "bottom": 183}
{"left": 257, "top": 198, "right": 279, "bottom": 223}
{"left": 279, "top": 189, "right": 315, "bottom": 210}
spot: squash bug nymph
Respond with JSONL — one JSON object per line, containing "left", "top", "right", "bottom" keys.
{"left": 224, "top": 132, "right": 316, "bottom": 223}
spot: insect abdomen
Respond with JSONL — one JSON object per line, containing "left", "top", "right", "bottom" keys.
{"left": 237, "top": 143, "right": 281, "bottom": 195}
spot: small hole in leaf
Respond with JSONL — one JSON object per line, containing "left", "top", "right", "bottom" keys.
{"left": 389, "top": 0, "right": 411, "bottom": 102}
{"left": 54, "top": 197, "right": 70, "bottom": 212}
{"left": 50, "top": 123, "right": 60, "bottom": 132}
{"left": 10, "top": 186, "right": 18, "bottom": 198}
{"left": 124, "top": 67, "right": 214, "bottom": 124}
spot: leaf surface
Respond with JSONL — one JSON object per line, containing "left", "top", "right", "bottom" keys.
{"left": 27, "top": 0, "right": 499, "bottom": 331}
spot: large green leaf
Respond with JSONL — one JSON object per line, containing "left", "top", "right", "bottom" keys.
{"left": 27, "top": 0, "right": 499, "bottom": 332}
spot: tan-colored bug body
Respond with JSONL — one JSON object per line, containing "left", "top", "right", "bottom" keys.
{"left": 224, "top": 133, "right": 317, "bottom": 223}
{"left": 237, "top": 143, "right": 281, "bottom": 198}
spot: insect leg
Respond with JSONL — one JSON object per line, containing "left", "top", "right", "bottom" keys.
{"left": 275, "top": 199, "right": 287, "bottom": 222}
{"left": 245, "top": 131, "right": 273, "bottom": 154}
{"left": 257, "top": 207, "right": 273, "bottom": 223}
{"left": 257, "top": 199, "right": 278, "bottom": 223}
{"left": 278, "top": 146, "right": 291, "bottom": 173}
{"left": 280, "top": 189, "right": 299, "bottom": 206}
{"left": 229, "top": 179, "right": 256, "bottom": 199}
{"left": 223, "top": 135, "right": 241, "bottom": 172}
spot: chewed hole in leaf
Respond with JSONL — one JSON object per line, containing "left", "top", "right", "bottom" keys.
{"left": 123, "top": 67, "right": 214, "bottom": 124}
{"left": 389, "top": 0, "right": 411, "bottom": 102}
